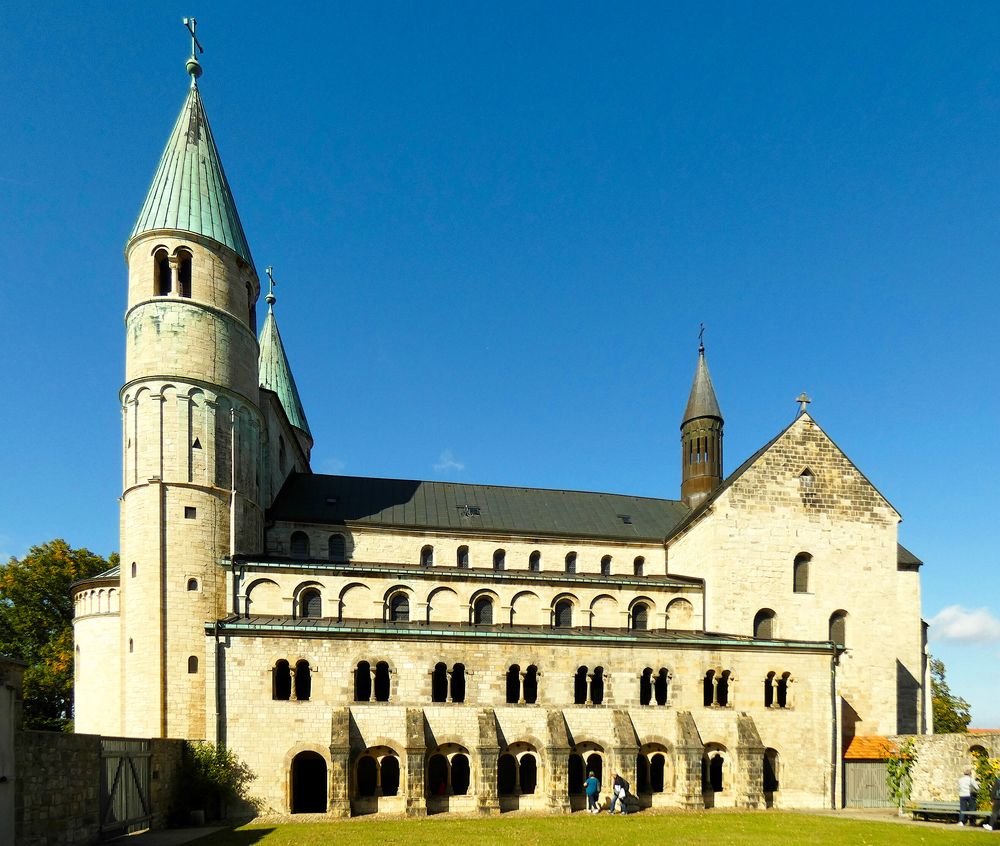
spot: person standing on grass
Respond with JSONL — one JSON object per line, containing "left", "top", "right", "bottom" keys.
{"left": 585, "top": 770, "right": 601, "bottom": 813}
{"left": 958, "top": 768, "right": 979, "bottom": 826}
{"left": 983, "top": 777, "right": 1000, "bottom": 831}
{"left": 609, "top": 772, "right": 630, "bottom": 815}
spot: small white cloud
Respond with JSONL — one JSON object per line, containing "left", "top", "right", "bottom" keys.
{"left": 434, "top": 450, "right": 465, "bottom": 474}
{"left": 320, "top": 457, "right": 345, "bottom": 474}
{"left": 929, "top": 605, "right": 1000, "bottom": 644}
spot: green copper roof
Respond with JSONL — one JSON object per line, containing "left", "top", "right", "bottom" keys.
{"left": 259, "top": 306, "right": 311, "bottom": 436}
{"left": 129, "top": 84, "right": 254, "bottom": 266}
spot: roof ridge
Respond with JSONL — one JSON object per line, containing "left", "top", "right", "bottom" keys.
{"left": 294, "top": 470, "right": 686, "bottom": 504}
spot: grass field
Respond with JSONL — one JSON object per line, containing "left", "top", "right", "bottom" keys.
{"left": 193, "top": 812, "right": 977, "bottom": 846}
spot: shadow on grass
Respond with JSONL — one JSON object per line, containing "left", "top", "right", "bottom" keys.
{"left": 192, "top": 827, "right": 276, "bottom": 845}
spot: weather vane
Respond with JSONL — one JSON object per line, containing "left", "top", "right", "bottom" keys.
{"left": 698, "top": 322, "right": 706, "bottom": 353}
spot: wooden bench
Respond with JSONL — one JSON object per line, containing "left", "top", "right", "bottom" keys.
{"left": 907, "top": 800, "right": 990, "bottom": 824}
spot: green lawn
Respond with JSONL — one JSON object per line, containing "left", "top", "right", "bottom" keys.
{"left": 193, "top": 812, "right": 977, "bottom": 846}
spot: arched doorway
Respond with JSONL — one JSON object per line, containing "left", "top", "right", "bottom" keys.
{"left": 568, "top": 753, "right": 584, "bottom": 795}
{"left": 290, "top": 751, "right": 327, "bottom": 813}
{"left": 763, "top": 748, "right": 779, "bottom": 808}
{"left": 427, "top": 753, "right": 449, "bottom": 796}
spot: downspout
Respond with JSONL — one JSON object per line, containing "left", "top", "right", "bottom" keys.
{"left": 830, "top": 642, "right": 841, "bottom": 809}
{"left": 213, "top": 620, "right": 222, "bottom": 746}
{"left": 229, "top": 408, "right": 237, "bottom": 557}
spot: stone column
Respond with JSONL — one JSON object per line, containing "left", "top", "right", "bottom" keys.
{"left": 328, "top": 708, "right": 351, "bottom": 817}
{"left": 477, "top": 708, "right": 500, "bottom": 815}
{"left": 736, "top": 713, "right": 764, "bottom": 809}
{"left": 611, "top": 709, "right": 639, "bottom": 802}
{"left": 674, "top": 710, "right": 707, "bottom": 809}
{"left": 404, "top": 708, "right": 426, "bottom": 817}
{"left": 545, "top": 709, "right": 572, "bottom": 813}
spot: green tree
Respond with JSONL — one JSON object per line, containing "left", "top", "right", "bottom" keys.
{"left": 0, "top": 539, "right": 116, "bottom": 731}
{"left": 931, "top": 656, "right": 971, "bottom": 734}
{"left": 886, "top": 738, "right": 916, "bottom": 815}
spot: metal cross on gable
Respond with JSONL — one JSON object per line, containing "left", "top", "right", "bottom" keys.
{"left": 183, "top": 17, "right": 204, "bottom": 57}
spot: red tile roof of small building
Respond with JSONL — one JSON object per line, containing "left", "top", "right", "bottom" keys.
{"left": 844, "top": 735, "right": 895, "bottom": 760}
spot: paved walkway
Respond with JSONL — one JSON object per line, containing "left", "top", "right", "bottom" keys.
{"left": 109, "top": 826, "right": 226, "bottom": 846}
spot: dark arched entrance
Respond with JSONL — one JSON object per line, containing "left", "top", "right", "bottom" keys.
{"left": 381, "top": 756, "right": 400, "bottom": 796}
{"left": 567, "top": 753, "right": 584, "bottom": 795}
{"left": 427, "top": 753, "right": 448, "bottom": 796}
{"left": 498, "top": 753, "right": 517, "bottom": 795}
{"left": 520, "top": 754, "right": 537, "bottom": 794}
{"left": 291, "top": 751, "right": 327, "bottom": 813}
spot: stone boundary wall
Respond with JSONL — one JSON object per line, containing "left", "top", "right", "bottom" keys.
{"left": 887, "top": 732, "right": 1000, "bottom": 802}
{"left": 14, "top": 731, "right": 186, "bottom": 846}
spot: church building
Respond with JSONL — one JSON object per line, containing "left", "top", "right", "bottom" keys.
{"left": 72, "top": 41, "right": 928, "bottom": 816}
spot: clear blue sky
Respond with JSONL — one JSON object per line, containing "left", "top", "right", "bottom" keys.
{"left": 1, "top": 3, "right": 997, "bottom": 726}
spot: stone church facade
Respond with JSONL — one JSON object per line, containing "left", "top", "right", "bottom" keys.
{"left": 72, "top": 48, "right": 928, "bottom": 816}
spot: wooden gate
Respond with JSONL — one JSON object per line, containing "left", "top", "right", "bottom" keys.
{"left": 100, "top": 737, "right": 152, "bottom": 837}
{"left": 844, "top": 760, "right": 892, "bottom": 808}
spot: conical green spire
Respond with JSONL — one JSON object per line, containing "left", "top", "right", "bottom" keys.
{"left": 129, "top": 84, "right": 254, "bottom": 266}
{"left": 258, "top": 299, "right": 311, "bottom": 437}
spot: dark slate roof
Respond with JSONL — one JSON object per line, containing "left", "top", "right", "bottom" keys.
{"left": 269, "top": 473, "right": 691, "bottom": 541}
{"left": 212, "top": 614, "right": 835, "bottom": 652}
{"left": 897, "top": 544, "right": 923, "bottom": 568}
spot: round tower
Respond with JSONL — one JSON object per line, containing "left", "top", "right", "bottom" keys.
{"left": 680, "top": 339, "right": 724, "bottom": 508}
{"left": 118, "top": 52, "right": 263, "bottom": 738}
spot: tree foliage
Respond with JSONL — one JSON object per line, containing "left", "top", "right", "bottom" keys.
{"left": 0, "top": 539, "right": 116, "bottom": 731}
{"left": 973, "top": 752, "right": 1000, "bottom": 812}
{"left": 886, "top": 738, "right": 916, "bottom": 815}
{"left": 930, "top": 656, "right": 971, "bottom": 734}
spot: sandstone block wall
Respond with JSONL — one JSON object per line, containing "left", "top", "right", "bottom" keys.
{"left": 15, "top": 731, "right": 101, "bottom": 846}
{"left": 887, "top": 732, "right": 1000, "bottom": 802}
{"left": 668, "top": 415, "right": 923, "bottom": 738}
{"left": 14, "top": 732, "right": 186, "bottom": 846}
{"left": 266, "top": 523, "right": 668, "bottom": 579}
{"left": 233, "top": 562, "right": 701, "bottom": 631}
{"left": 210, "top": 630, "right": 835, "bottom": 813}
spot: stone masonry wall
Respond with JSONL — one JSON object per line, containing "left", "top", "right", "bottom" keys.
{"left": 668, "top": 414, "right": 923, "bottom": 738}
{"left": 213, "top": 630, "right": 835, "bottom": 813}
{"left": 14, "top": 731, "right": 186, "bottom": 846}
{"left": 888, "top": 732, "right": 1000, "bottom": 802}
{"left": 15, "top": 731, "right": 101, "bottom": 846}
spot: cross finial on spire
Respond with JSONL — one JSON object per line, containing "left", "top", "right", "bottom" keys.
{"left": 182, "top": 17, "right": 204, "bottom": 85}
{"left": 265, "top": 265, "right": 277, "bottom": 308}
{"left": 698, "top": 323, "right": 706, "bottom": 354}
{"left": 796, "top": 392, "right": 811, "bottom": 415}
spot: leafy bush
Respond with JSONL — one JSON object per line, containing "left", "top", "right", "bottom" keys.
{"left": 179, "top": 742, "right": 258, "bottom": 821}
